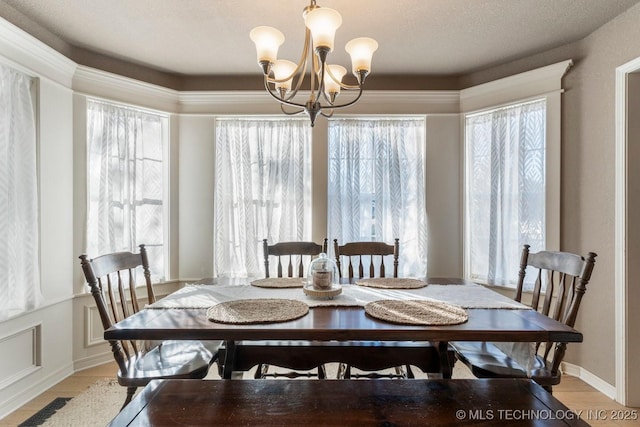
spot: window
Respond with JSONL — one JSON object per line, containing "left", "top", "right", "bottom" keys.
{"left": 214, "top": 118, "right": 311, "bottom": 277}
{"left": 327, "top": 117, "right": 427, "bottom": 277}
{"left": 465, "top": 99, "right": 546, "bottom": 288}
{"left": 0, "top": 63, "right": 41, "bottom": 321}
{"left": 86, "top": 99, "right": 167, "bottom": 281}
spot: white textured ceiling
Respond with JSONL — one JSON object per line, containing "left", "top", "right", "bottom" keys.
{"left": 2, "top": 0, "right": 639, "bottom": 76}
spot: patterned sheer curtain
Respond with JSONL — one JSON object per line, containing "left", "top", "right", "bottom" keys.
{"left": 86, "top": 99, "right": 166, "bottom": 281}
{"left": 465, "top": 99, "right": 546, "bottom": 288}
{"left": 214, "top": 118, "right": 311, "bottom": 278}
{"left": 327, "top": 117, "right": 427, "bottom": 277}
{"left": 0, "top": 63, "right": 42, "bottom": 321}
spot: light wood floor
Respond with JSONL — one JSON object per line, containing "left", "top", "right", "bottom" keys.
{"left": 2, "top": 362, "right": 639, "bottom": 426}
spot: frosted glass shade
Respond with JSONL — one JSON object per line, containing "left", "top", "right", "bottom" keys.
{"left": 250, "top": 26, "right": 285, "bottom": 64}
{"left": 345, "top": 37, "right": 378, "bottom": 75}
{"left": 304, "top": 7, "right": 342, "bottom": 52}
{"left": 324, "top": 64, "right": 347, "bottom": 96}
{"left": 272, "top": 60, "right": 297, "bottom": 91}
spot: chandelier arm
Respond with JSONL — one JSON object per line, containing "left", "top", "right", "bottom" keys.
{"left": 262, "top": 76, "right": 308, "bottom": 110}
{"left": 286, "top": 54, "right": 309, "bottom": 102}
{"left": 338, "top": 81, "right": 363, "bottom": 90}
{"left": 320, "top": 109, "right": 334, "bottom": 118}
{"left": 323, "top": 67, "right": 359, "bottom": 91}
{"left": 317, "top": 59, "right": 337, "bottom": 106}
{"left": 280, "top": 103, "right": 305, "bottom": 116}
{"left": 310, "top": 53, "right": 320, "bottom": 103}
{"left": 319, "top": 84, "right": 365, "bottom": 110}
{"left": 265, "top": 28, "right": 311, "bottom": 85}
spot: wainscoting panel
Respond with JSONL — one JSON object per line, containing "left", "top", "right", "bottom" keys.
{"left": 0, "top": 324, "right": 41, "bottom": 390}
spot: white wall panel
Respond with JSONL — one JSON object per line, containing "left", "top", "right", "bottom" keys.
{"left": 0, "top": 326, "right": 39, "bottom": 389}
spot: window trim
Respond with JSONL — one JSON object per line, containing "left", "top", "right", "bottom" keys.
{"left": 85, "top": 97, "right": 170, "bottom": 281}
{"left": 460, "top": 61, "right": 569, "bottom": 285}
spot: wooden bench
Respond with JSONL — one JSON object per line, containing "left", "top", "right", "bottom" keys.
{"left": 109, "top": 378, "right": 588, "bottom": 426}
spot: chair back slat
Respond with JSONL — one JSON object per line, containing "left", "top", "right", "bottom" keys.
{"left": 297, "top": 256, "right": 304, "bottom": 277}
{"left": 263, "top": 239, "right": 328, "bottom": 278}
{"left": 117, "top": 272, "right": 131, "bottom": 319}
{"left": 334, "top": 239, "right": 400, "bottom": 279}
{"left": 540, "top": 271, "right": 555, "bottom": 317}
{"left": 105, "top": 276, "right": 119, "bottom": 324}
{"left": 129, "top": 269, "right": 140, "bottom": 313}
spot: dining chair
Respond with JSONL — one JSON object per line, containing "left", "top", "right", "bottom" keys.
{"left": 225, "top": 239, "right": 330, "bottom": 379}
{"left": 332, "top": 238, "right": 440, "bottom": 379}
{"left": 79, "top": 244, "right": 220, "bottom": 409}
{"left": 264, "top": 239, "right": 328, "bottom": 278}
{"left": 334, "top": 239, "right": 399, "bottom": 279}
{"left": 451, "top": 244, "right": 597, "bottom": 392}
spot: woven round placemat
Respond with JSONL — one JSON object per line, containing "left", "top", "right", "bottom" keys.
{"left": 364, "top": 300, "right": 468, "bottom": 325}
{"left": 207, "top": 299, "right": 309, "bottom": 324}
{"left": 355, "top": 278, "right": 427, "bottom": 289}
{"left": 250, "top": 277, "right": 306, "bottom": 288}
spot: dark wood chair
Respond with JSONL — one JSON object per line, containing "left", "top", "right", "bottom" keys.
{"left": 334, "top": 239, "right": 399, "bottom": 279}
{"left": 264, "top": 239, "right": 328, "bottom": 278}
{"left": 79, "top": 244, "right": 220, "bottom": 409}
{"left": 333, "top": 238, "right": 438, "bottom": 379}
{"left": 451, "top": 244, "right": 597, "bottom": 392}
{"left": 225, "top": 239, "right": 330, "bottom": 379}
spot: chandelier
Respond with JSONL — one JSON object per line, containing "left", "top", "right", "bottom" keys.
{"left": 250, "top": 0, "right": 378, "bottom": 126}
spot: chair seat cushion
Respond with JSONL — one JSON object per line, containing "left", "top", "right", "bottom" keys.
{"left": 119, "top": 340, "right": 220, "bottom": 386}
{"left": 450, "top": 341, "right": 547, "bottom": 378}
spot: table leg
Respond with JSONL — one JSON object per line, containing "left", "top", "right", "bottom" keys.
{"left": 437, "top": 341, "right": 452, "bottom": 379}
{"left": 222, "top": 340, "right": 237, "bottom": 379}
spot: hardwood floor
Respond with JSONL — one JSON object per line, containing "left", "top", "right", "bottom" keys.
{"left": 0, "top": 363, "right": 118, "bottom": 427}
{"left": 1, "top": 362, "right": 638, "bottom": 426}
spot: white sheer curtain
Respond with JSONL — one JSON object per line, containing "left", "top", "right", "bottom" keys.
{"left": 86, "top": 100, "right": 166, "bottom": 281}
{"left": 327, "top": 118, "right": 427, "bottom": 277}
{"left": 465, "top": 99, "right": 546, "bottom": 288}
{"left": 0, "top": 64, "right": 42, "bottom": 321}
{"left": 214, "top": 118, "right": 311, "bottom": 278}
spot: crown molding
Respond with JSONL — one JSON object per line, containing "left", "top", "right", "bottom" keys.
{"left": 73, "top": 65, "right": 180, "bottom": 112}
{"left": 460, "top": 59, "right": 573, "bottom": 112}
{"left": 179, "top": 90, "right": 460, "bottom": 105}
{"left": 0, "top": 17, "right": 76, "bottom": 87}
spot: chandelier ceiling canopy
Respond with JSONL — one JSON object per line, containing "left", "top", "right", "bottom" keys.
{"left": 250, "top": 0, "right": 378, "bottom": 126}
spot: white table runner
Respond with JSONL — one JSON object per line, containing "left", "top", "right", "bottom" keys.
{"left": 148, "top": 282, "right": 530, "bottom": 310}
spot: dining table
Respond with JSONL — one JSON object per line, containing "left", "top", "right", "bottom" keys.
{"left": 103, "top": 277, "right": 583, "bottom": 380}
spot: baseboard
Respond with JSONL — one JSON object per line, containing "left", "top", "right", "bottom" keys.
{"left": 73, "top": 352, "right": 114, "bottom": 372}
{"left": 0, "top": 362, "right": 74, "bottom": 420}
{"left": 562, "top": 361, "right": 617, "bottom": 400}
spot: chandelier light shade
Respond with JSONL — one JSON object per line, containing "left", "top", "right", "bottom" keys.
{"left": 249, "top": 26, "right": 285, "bottom": 67}
{"left": 250, "top": 0, "right": 378, "bottom": 126}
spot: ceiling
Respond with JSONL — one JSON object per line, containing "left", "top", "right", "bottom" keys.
{"left": 1, "top": 0, "right": 639, "bottom": 78}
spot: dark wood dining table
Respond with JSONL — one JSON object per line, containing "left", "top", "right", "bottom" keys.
{"left": 104, "top": 278, "right": 582, "bottom": 379}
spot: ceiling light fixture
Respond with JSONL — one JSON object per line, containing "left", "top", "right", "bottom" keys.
{"left": 250, "top": 0, "right": 378, "bottom": 126}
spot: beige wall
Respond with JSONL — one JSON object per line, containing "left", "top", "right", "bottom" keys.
{"left": 463, "top": 3, "right": 640, "bottom": 385}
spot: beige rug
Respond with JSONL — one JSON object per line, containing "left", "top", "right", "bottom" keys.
{"left": 42, "top": 363, "right": 475, "bottom": 426}
{"left": 41, "top": 378, "right": 132, "bottom": 426}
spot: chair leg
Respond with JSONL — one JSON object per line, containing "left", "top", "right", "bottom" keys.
{"left": 337, "top": 363, "right": 351, "bottom": 379}
{"left": 122, "top": 386, "right": 137, "bottom": 410}
{"left": 318, "top": 364, "right": 327, "bottom": 379}
{"left": 405, "top": 365, "right": 415, "bottom": 379}
{"left": 255, "top": 364, "right": 268, "bottom": 379}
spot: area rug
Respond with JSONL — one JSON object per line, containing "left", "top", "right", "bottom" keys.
{"left": 41, "top": 378, "right": 129, "bottom": 427}
{"left": 38, "top": 364, "right": 474, "bottom": 426}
